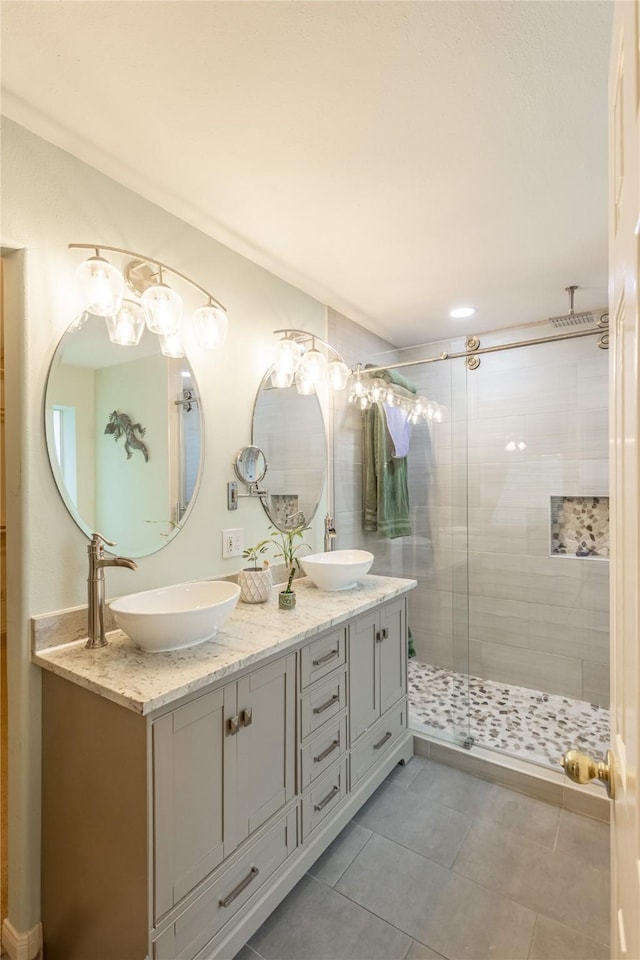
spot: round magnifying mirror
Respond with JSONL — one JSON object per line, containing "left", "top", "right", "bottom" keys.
{"left": 44, "top": 312, "right": 204, "bottom": 557}
{"left": 234, "top": 445, "right": 267, "bottom": 485}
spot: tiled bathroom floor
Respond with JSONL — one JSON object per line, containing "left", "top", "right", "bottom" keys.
{"left": 235, "top": 757, "right": 610, "bottom": 960}
{"left": 407, "top": 660, "right": 611, "bottom": 769}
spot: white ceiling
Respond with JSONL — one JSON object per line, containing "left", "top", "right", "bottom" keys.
{"left": 1, "top": 0, "right": 612, "bottom": 346}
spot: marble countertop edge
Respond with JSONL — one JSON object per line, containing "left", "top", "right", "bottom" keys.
{"left": 32, "top": 575, "right": 417, "bottom": 715}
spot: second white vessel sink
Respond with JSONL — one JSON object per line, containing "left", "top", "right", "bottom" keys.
{"left": 110, "top": 580, "right": 240, "bottom": 653}
{"left": 301, "top": 549, "right": 374, "bottom": 591}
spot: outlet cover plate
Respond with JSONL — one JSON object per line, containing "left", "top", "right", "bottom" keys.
{"left": 222, "top": 528, "right": 244, "bottom": 559}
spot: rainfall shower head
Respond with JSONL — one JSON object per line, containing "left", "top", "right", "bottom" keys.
{"left": 547, "top": 285, "right": 596, "bottom": 328}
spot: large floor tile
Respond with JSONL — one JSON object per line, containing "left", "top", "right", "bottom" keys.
{"left": 307, "top": 821, "right": 372, "bottom": 886}
{"left": 404, "top": 941, "right": 449, "bottom": 959}
{"left": 555, "top": 809, "right": 610, "bottom": 872}
{"left": 411, "top": 760, "right": 561, "bottom": 848}
{"left": 385, "top": 754, "right": 429, "bottom": 789}
{"left": 336, "top": 833, "right": 536, "bottom": 960}
{"left": 528, "top": 915, "right": 609, "bottom": 960}
{"left": 453, "top": 819, "right": 609, "bottom": 945}
{"left": 248, "top": 874, "right": 411, "bottom": 960}
{"left": 232, "top": 946, "right": 263, "bottom": 960}
{"left": 354, "top": 779, "right": 471, "bottom": 867}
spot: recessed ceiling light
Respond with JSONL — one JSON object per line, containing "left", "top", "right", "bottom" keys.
{"left": 449, "top": 306, "right": 477, "bottom": 319}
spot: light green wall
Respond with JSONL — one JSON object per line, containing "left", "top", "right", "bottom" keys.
{"left": 1, "top": 118, "right": 327, "bottom": 938}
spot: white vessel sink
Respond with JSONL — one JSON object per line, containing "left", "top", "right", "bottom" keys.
{"left": 110, "top": 580, "right": 240, "bottom": 653}
{"left": 301, "top": 549, "right": 374, "bottom": 591}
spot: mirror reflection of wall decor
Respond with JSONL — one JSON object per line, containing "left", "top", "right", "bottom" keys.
{"left": 45, "top": 312, "right": 204, "bottom": 557}
{"left": 104, "top": 410, "right": 149, "bottom": 462}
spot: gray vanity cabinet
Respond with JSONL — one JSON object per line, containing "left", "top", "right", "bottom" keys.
{"left": 348, "top": 596, "right": 406, "bottom": 744}
{"left": 152, "top": 653, "right": 296, "bottom": 923}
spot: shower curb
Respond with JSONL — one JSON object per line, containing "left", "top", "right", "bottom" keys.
{"left": 413, "top": 733, "right": 610, "bottom": 822}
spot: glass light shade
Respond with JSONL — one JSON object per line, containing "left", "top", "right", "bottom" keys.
{"left": 327, "top": 360, "right": 350, "bottom": 391}
{"left": 369, "top": 378, "right": 387, "bottom": 402}
{"left": 76, "top": 255, "right": 125, "bottom": 317}
{"left": 141, "top": 282, "right": 182, "bottom": 335}
{"left": 193, "top": 304, "right": 228, "bottom": 349}
{"left": 295, "top": 369, "right": 316, "bottom": 395}
{"left": 105, "top": 300, "right": 145, "bottom": 346}
{"left": 159, "top": 332, "right": 185, "bottom": 358}
{"left": 271, "top": 366, "right": 294, "bottom": 388}
{"left": 274, "top": 337, "right": 302, "bottom": 375}
{"left": 298, "top": 347, "right": 327, "bottom": 385}
{"left": 358, "top": 394, "right": 372, "bottom": 410}
{"left": 348, "top": 373, "right": 365, "bottom": 397}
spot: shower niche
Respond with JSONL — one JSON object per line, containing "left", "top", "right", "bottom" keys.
{"left": 550, "top": 495, "right": 609, "bottom": 559}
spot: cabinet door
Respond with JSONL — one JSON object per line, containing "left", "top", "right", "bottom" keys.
{"left": 153, "top": 685, "right": 234, "bottom": 920}
{"left": 234, "top": 653, "right": 296, "bottom": 846}
{"left": 379, "top": 597, "right": 406, "bottom": 714}
{"left": 348, "top": 609, "right": 379, "bottom": 743}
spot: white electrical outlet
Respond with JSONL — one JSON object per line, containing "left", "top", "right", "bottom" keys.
{"left": 222, "top": 528, "right": 244, "bottom": 559}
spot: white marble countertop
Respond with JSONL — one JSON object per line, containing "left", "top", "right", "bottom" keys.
{"left": 33, "top": 575, "right": 416, "bottom": 716}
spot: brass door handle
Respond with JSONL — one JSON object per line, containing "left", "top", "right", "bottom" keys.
{"left": 561, "top": 749, "right": 615, "bottom": 799}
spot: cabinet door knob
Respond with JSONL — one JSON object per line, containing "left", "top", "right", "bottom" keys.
{"left": 227, "top": 715, "right": 240, "bottom": 736}
{"left": 240, "top": 708, "right": 253, "bottom": 728}
{"left": 375, "top": 630, "right": 382, "bottom": 643}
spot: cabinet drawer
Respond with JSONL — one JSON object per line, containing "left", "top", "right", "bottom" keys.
{"left": 300, "top": 669, "right": 347, "bottom": 740}
{"left": 300, "top": 713, "right": 347, "bottom": 789}
{"left": 300, "top": 628, "right": 346, "bottom": 689}
{"left": 301, "top": 758, "right": 349, "bottom": 841}
{"left": 153, "top": 809, "right": 297, "bottom": 960}
{"left": 350, "top": 700, "right": 406, "bottom": 787}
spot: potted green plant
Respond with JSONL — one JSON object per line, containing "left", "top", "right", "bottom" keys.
{"left": 238, "top": 538, "right": 272, "bottom": 604}
{"left": 270, "top": 524, "right": 310, "bottom": 610}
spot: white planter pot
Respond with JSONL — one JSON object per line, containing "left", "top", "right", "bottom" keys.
{"left": 238, "top": 567, "right": 273, "bottom": 604}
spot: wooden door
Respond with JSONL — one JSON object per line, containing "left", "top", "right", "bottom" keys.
{"left": 348, "top": 608, "right": 380, "bottom": 743}
{"left": 609, "top": 3, "right": 640, "bottom": 955}
{"left": 379, "top": 597, "right": 407, "bottom": 715}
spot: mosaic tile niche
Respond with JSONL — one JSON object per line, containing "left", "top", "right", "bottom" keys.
{"left": 550, "top": 496, "right": 609, "bottom": 558}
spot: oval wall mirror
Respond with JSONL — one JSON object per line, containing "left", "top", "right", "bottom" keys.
{"left": 44, "top": 312, "right": 204, "bottom": 557}
{"left": 252, "top": 370, "right": 327, "bottom": 531}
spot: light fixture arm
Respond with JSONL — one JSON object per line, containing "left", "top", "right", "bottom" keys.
{"left": 69, "top": 243, "right": 227, "bottom": 312}
{"left": 272, "top": 328, "right": 349, "bottom": 366}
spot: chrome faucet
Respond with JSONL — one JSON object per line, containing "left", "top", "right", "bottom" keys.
{"left": 324, "top": 513, "right": 337, "bottom": 552}
{"left": 87, "top": 532, "right": 137, "bottom": 649}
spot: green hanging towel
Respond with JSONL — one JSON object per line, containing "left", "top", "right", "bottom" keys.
{"left": 362, "top": 399, "right": 412, "bottom": 539}
{"left": 408, "top": 627, "right": 416, "bottom": 659}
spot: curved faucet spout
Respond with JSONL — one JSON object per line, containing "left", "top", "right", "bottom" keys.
{"left": 87, "top": 533, "right": 137, "bottom": 649}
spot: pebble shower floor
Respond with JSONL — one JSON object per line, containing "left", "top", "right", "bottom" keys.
{"left": 408, "top": 659, "right": 610, "bottom": 769}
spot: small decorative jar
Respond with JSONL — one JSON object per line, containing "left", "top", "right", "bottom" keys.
{"left": 238, "top": 566, "right": 273, "bottom": 604}
{"left": 278, "top": 589, "right": 296, "bottom": 610}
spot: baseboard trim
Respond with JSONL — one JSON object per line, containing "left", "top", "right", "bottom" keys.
{"left": 2, "top": 919, "right": 42, "bottom": 960}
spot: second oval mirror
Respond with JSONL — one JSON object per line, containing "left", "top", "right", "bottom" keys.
{"left": 252, "top": 371, "right": 327, "bottom": 531}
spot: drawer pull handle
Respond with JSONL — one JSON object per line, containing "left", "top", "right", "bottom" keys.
{"left": 227, "top": 715, "right": 240, "bottom": 736}
{"left": 240, "top": 708, "right": 253, "bottom": 728}
{"left": 373, "top": 731, "right": 392, "bottom": 750}
{"left": 219, "top": 866, "right": 260, "bottom": 908}
{"left": 314, "top": 738, "right": 340, "bottom": 763}
{"left": 313, "top": 693, "right": 340, "bottom": 715}
{"left": 312, "top": 649, "right": 339, "bottom": 667}
{"left": 314, "top": 785, "right": 340, "bottom": 812}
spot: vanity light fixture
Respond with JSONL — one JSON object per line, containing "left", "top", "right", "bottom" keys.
{"left": 271, "top": 329, "right": 350, "bottom": 396}
{"left": 70, "top": 243, "right": 229, "bottom": 351}
{"left": 347, "top": 366, "right": 442, "bottom": 423}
